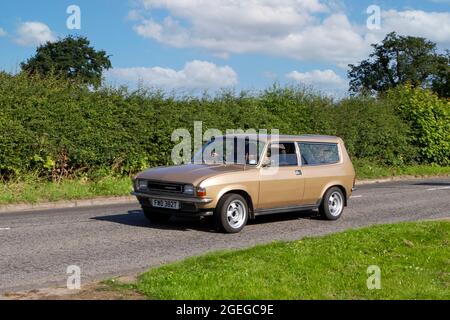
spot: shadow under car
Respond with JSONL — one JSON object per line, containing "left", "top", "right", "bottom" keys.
{"left": 91, "top": 209, "right": 321, "bottom": 232}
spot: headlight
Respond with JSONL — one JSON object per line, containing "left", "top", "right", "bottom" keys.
{"left": 184, "top": 185, "right": 194, "bottom": 195}
{"left": 135, "top": 179, "right": 148, "bottom": 191}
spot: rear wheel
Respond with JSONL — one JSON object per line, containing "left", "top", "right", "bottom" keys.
{"left": 215, "top": 194, "right": 248, "bottom": 233}
{"left": 319, "top": 187, "right": 345, "bottom": 220}
{"left": 142, "top": 207, "right": 172, "bottom": 223}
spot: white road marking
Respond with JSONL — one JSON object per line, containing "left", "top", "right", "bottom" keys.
{"left": 426, "top": 186, "right": 450, "bottom": 191}
{"left": 0, "top": 227, "right": 11, "bottom": 231}
{"left": 350, "top": 195, "right": 363, "bottom": 198}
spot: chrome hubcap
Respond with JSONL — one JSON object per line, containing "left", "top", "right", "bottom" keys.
{"left": 328, "top": 192, "right": 343, "bottom": 217}
{"left": 226, "top": 200, "right": 246, "bottom": 229}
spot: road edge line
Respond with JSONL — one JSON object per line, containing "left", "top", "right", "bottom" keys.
{"left": 0, "top": 196, "right": 136, "bottom": 214}
{"left": 356, "top": 174, "right": 449, "bottom": 185}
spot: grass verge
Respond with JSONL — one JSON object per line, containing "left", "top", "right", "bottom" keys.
{"left": 0, "top": 163, "right": 448, "bottom": 205}
{"left": 0, "top": 175, "right": 132, "bottom": 205}
{"left": 354, "top": 160, "right": 450, "bottom": 180}
{"left": 136, "top": 221, "right": 450, "bottom": 300}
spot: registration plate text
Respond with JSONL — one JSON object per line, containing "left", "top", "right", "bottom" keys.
{"left": 151, "top": 199, "right": 180, "bottom": 210}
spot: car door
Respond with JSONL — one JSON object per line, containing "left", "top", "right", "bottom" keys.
{"left": 257, "top": 142, "right": 305, "bottom": 209}
{"left": 297, "top": 141, "right": 342, "bottom": 204}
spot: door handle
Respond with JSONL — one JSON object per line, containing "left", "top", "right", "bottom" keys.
{"left": 295, "top": 170, "right": 302, "bottom": 176}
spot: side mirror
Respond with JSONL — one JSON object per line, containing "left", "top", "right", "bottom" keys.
{"left": 262, "top": 159, "right": 271, "bottom": 168}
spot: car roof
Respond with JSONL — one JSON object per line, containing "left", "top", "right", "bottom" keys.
{"left": 217, "top": 134, "right": 341, "bottom": 143}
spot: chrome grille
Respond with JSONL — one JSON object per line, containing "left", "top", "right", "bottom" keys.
{"left": 147, "top": 181, "right": 183, "bottom": 193}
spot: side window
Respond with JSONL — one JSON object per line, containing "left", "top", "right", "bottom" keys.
{"left": 298, "top": 142, "right": 340, "bottom": 165}
{"left": 266, "top": 142, "right": 298, "bottom": 167}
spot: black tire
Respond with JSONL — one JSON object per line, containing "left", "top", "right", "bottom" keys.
{"left": 319, "top": 187, "right": 345, "bottom": 220}
{"left": 142, "top": 207, "right": 172, "bottom": 223}
{"left": 215, "top": 194, "right": 249, "bottom": 233}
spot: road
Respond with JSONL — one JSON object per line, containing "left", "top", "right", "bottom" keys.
{"left": 0, "top": 178, "right": 449, "bottom": 293}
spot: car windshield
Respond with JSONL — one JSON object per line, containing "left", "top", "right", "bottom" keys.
{"left": 193, "top": 137, "right": 265, "bottom": 165}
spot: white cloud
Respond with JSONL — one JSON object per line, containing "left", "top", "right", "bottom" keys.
{"left": 126, "top": 9, "right": 143, "bottom": 21}
{"left": 377, "top": 10, "right": 450, "bottom": 44}
{"left": 0, "top": 27, "right": 7, "bottom": 37}
{"left": 286, "top": 69, "right": 347, "bottom": 95}
{"left": 108, "top": 60, "right": 238, "bottom": 90}
{"left": 132, "top": 0, "right": 370, "bottom": 66}
{"left": 263, "top": 71, "right": 278, "bottom": 80}
{"left": 15, "top": 22, "right": 56, "bottom": 46}
{"left": 132, "top": 1, "right": 450, "bottom": 67}
{"left": 287, "top": 69, "right": 346, "bottom": 87}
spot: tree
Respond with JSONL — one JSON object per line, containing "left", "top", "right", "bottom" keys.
{"left": 348, "top": 32, "right": 450, "bottom": 97}
{"left": 431, "top": 51, "right": 450, "bottom": 98}
{"left": 21, "top": 36, "right": 112, "bottom": 87}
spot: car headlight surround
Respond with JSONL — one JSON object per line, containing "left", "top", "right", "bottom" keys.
{"left": 183, "top": 185, "right": 195, "bottom": 195}
{"left": 136, "top": 179, "right": 148, "bottom": 191}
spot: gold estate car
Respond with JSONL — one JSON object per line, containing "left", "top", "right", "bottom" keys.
{"left": 132, "top": 135, "right": 356, "bottom": 233}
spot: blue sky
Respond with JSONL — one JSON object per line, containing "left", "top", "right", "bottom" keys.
{"left": 0, "top": 0, "right": 449, "bottom": 95}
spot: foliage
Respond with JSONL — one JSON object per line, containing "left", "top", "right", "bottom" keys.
{"left": 0, "top": 73, "right": 448, "bottom": 181}
{"left": 431, "top": 50, "right": 450, "bottom": 99}
{"left": 348, "top": 32, "right": 450, "bottom": 98}
{"left": 20, "top": 36, "right": 112, "bottom": 87}
{"left": 388, "top": 85, "right": 450, "bottom": 165}
{"left": 333, "top": 96, "right": 416, "bottom": 165}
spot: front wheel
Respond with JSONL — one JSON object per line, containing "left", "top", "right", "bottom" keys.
{"left": 142, "top": 207, "right": 172, "bottom": 223}
{"left": 215, "top": 194, "right": 249, "bottom": 233}
{"left": 319, "top": 187, "right": 345, "bottom": 220}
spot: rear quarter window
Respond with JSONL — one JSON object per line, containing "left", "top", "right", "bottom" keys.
{"left": 298, "top": 142, "right": 340, "bottom": 166}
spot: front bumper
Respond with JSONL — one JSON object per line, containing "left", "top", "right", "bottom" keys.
{"left": 131, "top": 191, "right": 214, "bottom": 217}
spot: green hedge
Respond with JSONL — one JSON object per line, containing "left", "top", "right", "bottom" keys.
{"left": 0, "top": 73, "right": 449, "bottom": 180}
{"left": 388, "top": 86, "right": 450, "bottom": 165}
